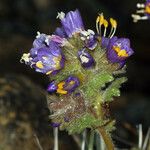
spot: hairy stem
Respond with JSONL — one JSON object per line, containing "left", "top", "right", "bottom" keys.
{"left": 54, "top": 127, "right": 59, "bottom": 150}
{"left": 98, "top": 127, "right": 114, "bottom": 150}
{"left": 88, "top": 130, "right": 94, "bottom": 150}
{"left": 81, "top": 130, "right": 87, "bottom": 150}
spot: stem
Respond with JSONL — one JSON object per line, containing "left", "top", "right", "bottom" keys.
{"left": 88, "top": 130, "right": 94, "bottom": 150}
{"left": 98, "top": 127, "right": 114, "bottom": 150}
{"left": 81, "top": 130, "right": 87, "bottom": 150}
{"left": 54, "top": 127, "right": 59, "bottom": 150}
{"left": 138, "top": 124, "right": 143, "bottom": 149}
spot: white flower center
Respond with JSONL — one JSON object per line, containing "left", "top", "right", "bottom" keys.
{"left": 57, "top": 12, "right": 65, "bottom": 20}
{"left": 80, "top": 55, "right": 89, "bottom": 63}
{"left": 20, "top": 53, "right": 31, "bottom": 64}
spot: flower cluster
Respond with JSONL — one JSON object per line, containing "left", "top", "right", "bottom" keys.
{"left": 132, "top": 0, "right": 150, "bottom": 22}
{"left": 21, "top": 10, "right": 133, "bottom": 135}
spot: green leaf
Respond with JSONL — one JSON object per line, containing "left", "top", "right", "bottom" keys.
{"left": 82, "top": 72, "right": 114, "bottom": 100}
{"left": 102, "top": 77, "right": 127, "bottom": 102}
{"left": 65, "top": 113, "right": 103, "bottom": 134}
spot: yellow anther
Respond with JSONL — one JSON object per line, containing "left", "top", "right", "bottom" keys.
{"left": 113, "top": 46, "right": 120, "bottom": 53}
{"left": 104, "top": 19, "right": 108, "bottom": 28}
{"left": 58, "top": 81, "right": 65, "bottom": 89}
{"left": 110, "top": 18, "right": 117, "bottom": 28}
{"left": 57, "top": 89, "right": 67, "bottom": 94}
{"left": 99, "top": 14, "right": 104, "bottom": 25}
{"left": 118, "top": 50, "right": 128, "bottom": 57}
{"left": 113, "top": 46, "right": 128, "bottom": 57}
{"left": 57, "top": 81, "right": 67, "bottom": 94}
{"left": 69, "top": 80, "right": 75, "bottom": 85}
{"left": 36, "top": 61, "right": 44, "bottom": 69}
{"left": 46, "top": 70, "right": 53, "bottom": 75}
{"left": 53, "top": 56, "right": 61, "bottom": 69}
{"left": 145, "top": 4, "right": 150, "bottom": 14}
{"left": 76, "top": 73, "right": 84, "bottom": 82}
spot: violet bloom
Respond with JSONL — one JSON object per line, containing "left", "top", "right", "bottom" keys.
{"left": 80, "top": 30, "right": 97, "bottom": 50}
{"left": 21, "top": 41, "right": 64, "bottom": 75}
{"left": 45, "top": 35, "right": 66, "bottom": 47}
{"left": 51, "top": 122, "right": 61, "bottom": 127}
{"left": 57, "top": 10, "right": 84, "bottom": 37}
{"left": 47, "top": 81, "right": 58, "bottom": 93}
{"left": 33, "top": 32, "right": 47, "bottom": 48}
{"left": 145, "top": 0, "right": 150, "bottom": 17}
{"left": 101, "top": 37, "right": 110, "bottom": 49}
{"left": 54, "top": 27, "right": 67, "bottom": 38}
{"left": 86, "top": 35, "right": 97, "bottom": 50}
{"left": 106, "top": 36, "right": 134, "bottom": 63}
{"left": 56, "top": 76, "right": 80, "bottom": 94}
{"left": 78, "top": 49, "right": 95, "bottom": 68}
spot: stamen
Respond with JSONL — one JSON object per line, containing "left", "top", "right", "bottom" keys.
{"left": 110, "top": 28, "right": 117, "bottom": 39}
{"left": 96, "top": 16, "right": 100, "bottom": 34}
{"left": 109, "top": 18, "right": 117, "bottom": 38}
{"left": 96, "top": 16, "right": 100, "bottom": 24}
{"left": 98, "top": 13, "right": 104, "bottom": 36}
{"left": 99, "top": 13, "right": 104, "bottom": 25}
{"left": 57, "top": 89, "right": 67, "bottom": 94}
{"left": 113, "top": 46, "right": 128, "bottom": 57}
{"left": 58, "top": 81, "right": 65, "bottom": 89}
{"left": 118, "top": 50, "right": 128, "bottom": 57}
{"left": 46, "top": 71, "right": 53, "bottom": 75}
{"left": 110, "top": 18, "right": 117, "bottom": 28}
{"left": 53, "top": 56, "right": 61, "bottom": 69}
{"left": 57, "top": 81, "right": 67, "bottom": 94}
{"left": 113, "top": 46, "right": 120, "bottom": 53}
{"left": 69, "top": 80, "right": 75, "bottom": 85}
{"left": 103, "top": 19, "right": 108, "bottom": 37}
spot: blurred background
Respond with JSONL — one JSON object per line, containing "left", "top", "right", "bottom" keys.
{"left": 0, "top": 0, "right": 150, "bottom": 149}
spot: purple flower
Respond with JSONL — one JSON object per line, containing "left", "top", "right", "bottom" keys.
{"left": 57, "top": 76, "right": 80, "bottom": 94}
{"left": 78, "top": 49, "right": 95, "bottom": 68}
{"left": 51, "top": 122, "right": 61, "bottom": 127}
{"left": 106, "top": 36, "right": 134, "bottom": 63}
{"left": 54, "top": 27, "right": 67, "bottom": 38}
{"left": 80, "top": 30, "right": 97, "bottom": 50}
{"left": 86, "top": 35, "right": 97, "bottom": 50}
{"left": 45, "top": 35, "right": 66, "bottom": 47}
{"left": 47, "top": 81, "right": 58, "bottom": 92}
{"left": 101, "top": 37, "right": 110, "bottom": 49}
{"left": 33, "top": 32, "right": 47, "bottom": 48}
{"left": 58, "top": 10, "right": 84, "bottom": 37}
{"left": 26, "top": 41, "right": 64, "bottom": 75}
{"left": 145, "top": 0, "right": 150, "bottom": 17}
